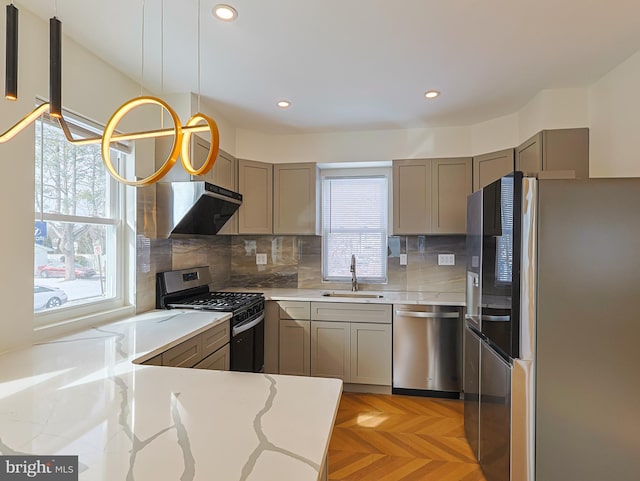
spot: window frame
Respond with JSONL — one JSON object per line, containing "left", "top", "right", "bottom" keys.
{"left": 320, "top": 167, "right": 392, "bottom": 284}
{"left": 33, "top": 105, "right": 134, "bottom": 329}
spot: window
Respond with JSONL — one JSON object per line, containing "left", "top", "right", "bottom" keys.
{"left": 34, "top": 108, "right": 130, "bottom": 318}
{"left": 322, "top": 174, "right": 388, "bottom": 283}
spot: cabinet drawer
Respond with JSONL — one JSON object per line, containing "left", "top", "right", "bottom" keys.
{"left": 193, "top": 344, "right": 230, "bottom": 371}
{"left": 143, "top": 354, "right": 163, "bottom": 366}
{"left": 162, "top": 336, "right": 204, "bottom": 368}
{"left": 278, "top": 301, "right": 311, "bottom": 320}
{"left": 311, "top": 302, "right": 392, "bottom": 324}
{"left": 202, "top": 321, "right": 230, "bottom": 358}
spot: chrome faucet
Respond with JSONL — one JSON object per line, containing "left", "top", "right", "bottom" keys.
{"left": 350, "top": 254, "right": 358, "bottom": 292}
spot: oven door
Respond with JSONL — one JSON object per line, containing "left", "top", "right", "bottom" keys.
{"left": 231, "top": 313, "right": 265, "bottom": 372}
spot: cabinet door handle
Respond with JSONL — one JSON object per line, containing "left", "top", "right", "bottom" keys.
{"left": 395, "top": 310, "right": 459, "bottom": 319}
{"left": 481, "top": 315, "right": 511, "bottom": 321}
{"left": 232, "top": 313, "right": 265, "bottom": 337}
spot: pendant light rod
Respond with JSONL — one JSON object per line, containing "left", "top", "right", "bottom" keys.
{"left": 5, "top": 4, "right": 18, "bottom": 100}
{"left": 49, "top": 16, "right": 62, "bottom": 118}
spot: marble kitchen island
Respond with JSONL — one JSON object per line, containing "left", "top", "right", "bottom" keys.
{"left": 0, "top": 310, "right": 342, "bottom": 481}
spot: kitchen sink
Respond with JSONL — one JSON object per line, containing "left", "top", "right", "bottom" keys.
{"left": 321, "top": 292, "right": 384, "bottom": 299}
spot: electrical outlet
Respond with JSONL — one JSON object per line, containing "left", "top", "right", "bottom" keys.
{"left": 438, "top": 254, "right": 455, "bottom": 266}
{"left": 256, "top": 253, "right": 267, "bottom": 265}
{"left": 399, "top": 254, "right": 408, "bottom": 266}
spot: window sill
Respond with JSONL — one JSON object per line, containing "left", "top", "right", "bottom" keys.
{"left": 34, "top": 305, "right": 136, "bottom": 343}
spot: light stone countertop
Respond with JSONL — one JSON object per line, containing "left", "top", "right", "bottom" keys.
{"left": 0, "top": 309, "right": 342, "bottom": 481}
{"left": 223, "top": 287, "right": 466, "bottom": 307}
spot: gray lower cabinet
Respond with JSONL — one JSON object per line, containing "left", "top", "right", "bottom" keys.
{"left": 279, "top": 319, "right": 311, "bottom": 376}
{"left": 144, "top": 354, "right": 163, "bottom": 366}
{"left": 144, "top": 320, "right": 231, "bottom": 370}
{"left": 310, "top": 302, "right": 392, "bottom": 386}
{"left": 193, "top": 344, "right": 230, "bottom": 370}
{"left": 162, "top": 335, "right": 204, "bottom": 368}
{"left": 278, "top": 301, "right": 312, "bottom": 376}
{"left": 277, "top": 301, "right": 392, "bottom": 386}
{"left": 350, "top": 322, "right": 392, "bottom": 385}
{"left": 310, "top": 321, "right": 351, "bottom": 381}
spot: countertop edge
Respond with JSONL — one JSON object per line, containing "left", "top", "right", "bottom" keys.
{"left": 222, "top": 288, "right": 466, "bottom": 307}
{"left": 131, "top": 311, "right": 232, "bottom": 364}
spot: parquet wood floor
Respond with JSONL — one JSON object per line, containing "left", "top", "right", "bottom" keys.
{"left": 328, "top": 392, "right": 487, "bottom": 481}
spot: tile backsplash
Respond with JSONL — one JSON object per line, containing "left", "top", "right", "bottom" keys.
{"left": 229, "top": 235, "right": 466, "bottom": 292}
{"left": 136, "top": 233, "right": 466, "bottom": 312}
{"left": 136, "top": 184, "right": 466, "bottom": 311}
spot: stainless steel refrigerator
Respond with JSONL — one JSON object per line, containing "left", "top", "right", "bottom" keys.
{"left": 464, "top": 173, "right": 640, "bottom": 481}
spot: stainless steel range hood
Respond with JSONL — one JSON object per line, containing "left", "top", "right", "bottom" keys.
{"left": 155, "top": 181, "right": 242, "bottom": 237}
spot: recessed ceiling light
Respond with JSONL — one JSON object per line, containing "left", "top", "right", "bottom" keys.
{"left": 424, "top": 90, "right": 440, "bottom": 99}
{"left": 277, "top": 100, "right": 291, "bottom": 108}
{"left": 213, "top": 4, "right": 238, "bottom": 21}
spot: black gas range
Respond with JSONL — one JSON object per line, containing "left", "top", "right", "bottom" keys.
{"left": 156, "top": 266, "right": 265, "bottom": 372}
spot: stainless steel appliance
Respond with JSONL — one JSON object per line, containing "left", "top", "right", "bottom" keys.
{"left": 392, "top": 304, "right": 462, "bottom": 397}
{"left": 155, "top": 181, "right": 242, "bottom": 237}
{"left": 464, "top": 189, "right": 482, "bottom": 458}
{"left": 156, "top": 266, "right": 265, "bottom": 372}
{"left": 464, "top": 174, "right": 640, "bottom": 481}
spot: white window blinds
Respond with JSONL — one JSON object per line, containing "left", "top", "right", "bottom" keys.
{"left": 322, "top": 175, "right": 388, "bottom": 282}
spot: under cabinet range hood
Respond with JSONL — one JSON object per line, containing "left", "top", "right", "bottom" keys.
{"left": 155, "top": 181, "right": 242, "bottom": 237}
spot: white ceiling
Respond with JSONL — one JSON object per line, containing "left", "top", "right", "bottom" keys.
{"left": 16, "top": 0, "right": 640, "bottom": 134}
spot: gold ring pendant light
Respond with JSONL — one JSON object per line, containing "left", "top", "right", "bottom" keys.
{"left": 0, "top": 2, "right": 221, "bottom": 187}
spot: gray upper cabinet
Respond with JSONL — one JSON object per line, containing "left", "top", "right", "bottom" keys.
{"left": 273, "top": 163, "right": 317, "bottom": 235}
{"left": 209, "top": 149, "right": 237, "bottom": 191}
{"left": 472, "top": 149, "right": 515, "bottom": 192}
{"left": 431, "top": 157, "right": 472, "bottom": 234}
{"left": 393, "top": 159, "right": 432, "bottom": 234}
{"left": 238, "top": 159, "right": 273, "bottom": 234}
{"left": 516, "top": 133, "right": 542, "bottom": 174}
{"left": 516, "top": 128, "right": 589, "bottom": 178}
{"left": 393, "top": 157, "right": 472, "bottom": 235}
{"left": 191, "top": 135, "right": 216, "bottom": 183}
{"left": 211, "top": 149, "right": 238, "bottom": 234}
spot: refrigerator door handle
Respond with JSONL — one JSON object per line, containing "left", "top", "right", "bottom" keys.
{"left": 481, "top": 315, "right": 511, "bottom": 321}
{"left": 395, "top": 310, "right": 460, "bottom": 319}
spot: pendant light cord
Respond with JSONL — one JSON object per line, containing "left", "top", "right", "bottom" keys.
{"left": 140, "top": 0, "right": 145, "bottom": 96}
{"left": 160, "top": 0, "right": 164, "bottom": 128}
{"left": 197, "top": 0, "right": 201, "bottom": 113}
{"left": 160, "top": 0, "right": 164, "bottom": 95}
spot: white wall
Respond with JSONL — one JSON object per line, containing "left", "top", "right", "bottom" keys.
{"left": 589, "top": 50, "right": 640, "bottom": 177}
{"left": 518, "top": 88, "right": 589, "bottom": 142}
{"left": 471, "top": 113, "right": 519, "bottom": 156}
{"left": 235, "top": 89, "right": 592, "bottom": 164}
{"left": 236, "top": 125, "right": 472, "bottom": 163}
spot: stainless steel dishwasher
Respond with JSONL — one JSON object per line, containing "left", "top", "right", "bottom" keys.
{"left": 392, "top": 304, "right": 462, "bottom": 397}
